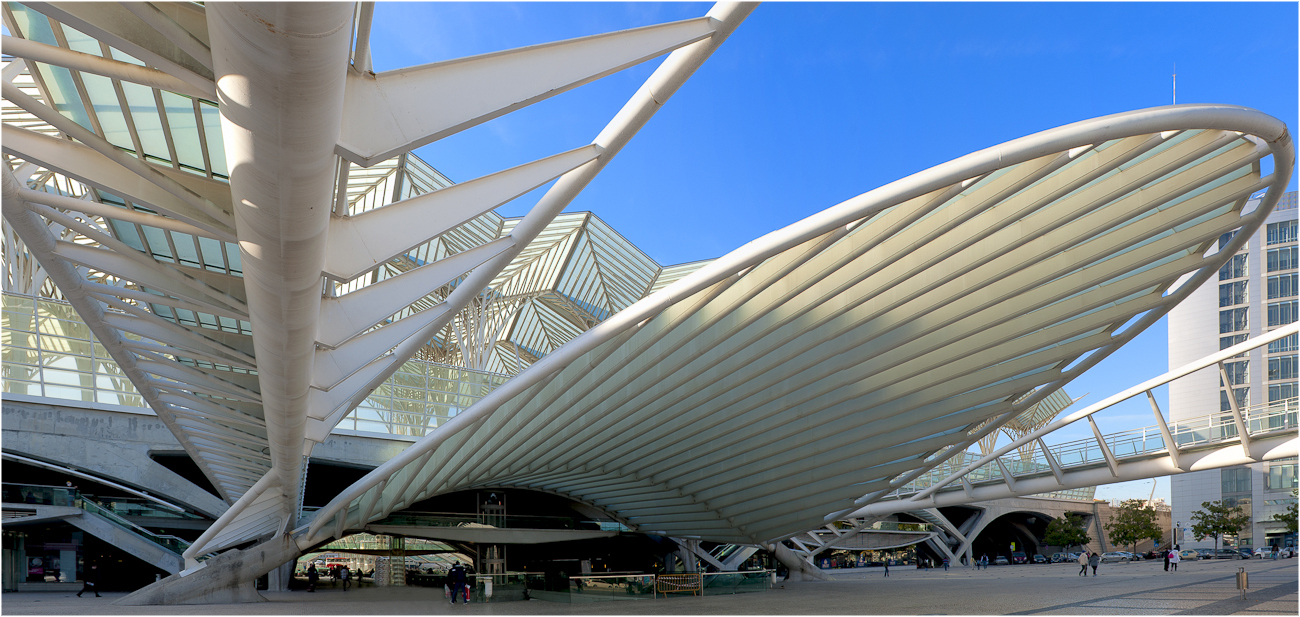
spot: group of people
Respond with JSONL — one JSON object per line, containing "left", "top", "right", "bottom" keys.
{"left": 304, "top": 563, "right": 351, "bottom": 592}
{"left": 1161, "top": 549, "right": 1182, "bottom": 571}
{"left": 1077, "top": 551, "right": 1100, "bottom": 576}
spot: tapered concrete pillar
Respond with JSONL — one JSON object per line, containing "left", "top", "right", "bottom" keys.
{"left": 769, "top": 543, "right": 832, "bottom": 582}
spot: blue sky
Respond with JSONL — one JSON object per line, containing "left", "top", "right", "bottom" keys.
{"left": 369, "top": 2, "right": 1299, "bottom": 502}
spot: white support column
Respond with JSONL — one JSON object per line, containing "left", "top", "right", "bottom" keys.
{"left": 1146, "top": 390, "right": 1183, "bottom": 470}
{"left": 995, "top": 458, "right": 1019, "bottom": 492}
{"left": 1086, "top": 415, "right": 1120, "bottom": 477}
{"left": 207, "top": 1, "right": 356, "bottom": 531}
{"left": 1217, "top": 362, "right": 1253, "bottom": 457}
{"left": 1038, "top": 437, "right": 1066, "bottom": 484}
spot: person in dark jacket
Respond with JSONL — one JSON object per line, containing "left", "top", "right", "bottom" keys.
{"left": 448, "top": 562, "right": 468, "bottom": 605}
{"left": 76, "top": 564, "right": 100, "bottom": 597}
{"left": 307, "top": 564, "right": 319, "bottom": 592}
{"left": 1163, "top": 549, "right": 1170, "bottom": 571}
{"left": 1088, "top": 552, "right": 1100, "bottom": 576}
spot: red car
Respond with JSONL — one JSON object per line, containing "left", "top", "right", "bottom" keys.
{"left": 1011, "top": 551, "right": 1028, "bottom": 564}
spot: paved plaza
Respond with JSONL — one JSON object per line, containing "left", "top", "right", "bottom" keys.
{"left": 3, "top": 558, "right": 1295, "bottom": 615}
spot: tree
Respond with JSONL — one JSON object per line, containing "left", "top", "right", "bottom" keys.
{"left": 1044, "top": 512, "right": 1092, "bottom": 553}
{"left": 1105, "top": 499, "right": 1163, "bottom": 555}
{"left": 1190, "top": 500, "right": 1251, "bottom": 553}
{"left": 1273, "top": 489, "right": 1298, "bottom": 534}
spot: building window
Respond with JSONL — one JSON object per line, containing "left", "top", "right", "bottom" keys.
{"left": 1219, "top": 308, "right": 1248, "bottom": 333}
{"left": 1267, "top": 273, "right": 1298, "bottom": 299}
{"left": 1220, "top": 230, "right": 1241, "bottom": 251}
{"left": 1267, "top": 463, "right": 1298, "bottom": 491}
{"left": 1268, "top": 333, "right": 1299, "bottom": 354}
{"left": 1219, "top": 281, "right": 1249, "bottom": 307}
{"left": 1220, "top": 254, "right": 1249, "bottom": 280}
{"left": 1221, "top": 333, "right": 1248, "bottom": 349}
{"left": 1222, "top": 467, "right": 1252, "bottom": 494}
{"left": 1267, "top": 300, "right": 1298, "bottom": 327}
{"left": 1267, "top": 246, "right": 1298, "bottom": 272}
{"left": 1269, "top": 382, "right": 1298, "bottom": 403}
{"left": 1220, "top": 360, "right": 1248, "bottom": 386}
{"left": 1220, "top": 387, "right": 1249, "bottom": 412}
{"left": 1266, "top": 220, "right": 1297, "bottom": 246}
{"left": 1268, "top": 355, "right": 1297, "bottom": 381}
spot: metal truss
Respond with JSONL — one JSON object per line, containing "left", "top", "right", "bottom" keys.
{"left": 846, "top": 325, "right": 1299, "bottom": 520}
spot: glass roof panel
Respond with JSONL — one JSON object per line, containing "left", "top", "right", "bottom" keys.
{"left": 162, "top": 91, "right": 206, "bottom": 172}
{"left": 198, "top": 102, "right": 228, "bottom": 177}
{"left": 119, "top": 81, "right": 169, "bottom": 161}
{"left": 79, "top": 72, "right": 133, "bottom": 150}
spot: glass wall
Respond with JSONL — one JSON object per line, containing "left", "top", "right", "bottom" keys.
{"left": 1, "top": 293, "right": 145, "bottom": 407}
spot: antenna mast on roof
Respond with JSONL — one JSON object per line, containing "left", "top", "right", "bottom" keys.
{"left": 1172, "top": 64, "right": 1177, "bottom": 105}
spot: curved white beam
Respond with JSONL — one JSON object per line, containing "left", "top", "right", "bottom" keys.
{"left": 336, "top": 16, "right": 719, "bottom": 165}
{"left": 324, "top": 145, "right": 599, "bottom": 282}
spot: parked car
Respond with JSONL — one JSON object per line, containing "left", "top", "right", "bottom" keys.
{"left": 1066, "top": 552, "right": 1082, "bottom": 562}
{"left": 1032, "top": 554, "right": 1048, "bottom": 564}
{"left": 1143, "top": 550, "right": 1164, "bottom": 560}
{"left": 1253, "top": 547, "right": 1276, "bottom": 558}
{"left": 1011, "top": 551, "right": 1028, "bottom": 564}
{"left": 1237, "top": 549, "right": 1254, "bottom": 559}
{"left": 1099, "top": 552, "right": 1131, "bottom": 563}
{"left": 1179, "top": 549, "right": 1201, "bottom": 561}
{"left": 993, "top": 555, "right": 1010, "bottom": 565}
{"left": 1195, "top": 548, "right": 1215, "bottom": 559}
{"left": 1213, "top": 549, "right": 1244, "bottom": 559}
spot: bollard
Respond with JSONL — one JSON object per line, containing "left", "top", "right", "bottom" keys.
{"left": 1235, "top": 567, "right": 1247, "bottom": 600}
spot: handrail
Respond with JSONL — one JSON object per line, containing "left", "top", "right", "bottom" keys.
{"left": 79, "top": 498, "right": 191, "bottom": 555}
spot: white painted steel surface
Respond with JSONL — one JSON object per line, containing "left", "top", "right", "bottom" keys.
{"left": 304, "top": 105, "right": 1294, "bottom": 547}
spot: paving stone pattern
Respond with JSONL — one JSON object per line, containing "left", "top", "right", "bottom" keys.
{"left": 2, "top": 556, "right": 1295, "bottom": 615}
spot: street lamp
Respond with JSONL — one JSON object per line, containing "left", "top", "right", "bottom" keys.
{"left": 1176, "top": 522, "right": 1181, "bottom": 550}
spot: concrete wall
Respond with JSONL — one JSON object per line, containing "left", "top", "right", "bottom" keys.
{"left": 2, "top": 399, "right": 228, "bottom": 518}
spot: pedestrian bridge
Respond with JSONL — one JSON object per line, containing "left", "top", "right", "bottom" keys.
{"left": 838, "top": 324, "right": 1298, "bottom": 520}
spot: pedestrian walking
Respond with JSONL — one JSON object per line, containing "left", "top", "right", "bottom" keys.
{"left": 1163, "top": 549, "right": 1170, "bottom": 571}
{"left": 1088, "top": 551, "right": 1100, "bottom": 576}
{"left": 76, "top": 563, "right": 100, "bottom": 597}
{"left": 884, "top": 559, "right": 890, "bottom": 577}
{"left": 1169, "top": 549, "right": 1180, "bottom": 572}
{"left": 448, "top": 562, "right": 468, "bottom": 605}
{"left": 307, "top": 564, "right": 318, "bottom": 592}
{"left": 1078, "top": 551, "right": 1089, "bottom": 576}
{"left": 942, "top": 557, "right": 949, "bottom": 571}
{"left": 340, "top": 565, "right": 350, "bottom": 591}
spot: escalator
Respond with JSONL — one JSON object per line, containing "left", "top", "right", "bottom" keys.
{"left": 2, "top": 483, "right": 187, "bottom": 573}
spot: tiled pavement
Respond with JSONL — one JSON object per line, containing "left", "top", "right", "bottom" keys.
{"left": 3, "top": 555, "right": 1295, "bottom": 615}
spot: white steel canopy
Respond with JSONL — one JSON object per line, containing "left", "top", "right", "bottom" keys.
{"left": 304, "top": 105, "right": 1294, "bottom": 547}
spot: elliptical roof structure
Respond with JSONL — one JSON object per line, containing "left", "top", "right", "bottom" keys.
{"left": 1, "top": 1, "right": 1295, "bottom": 603}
